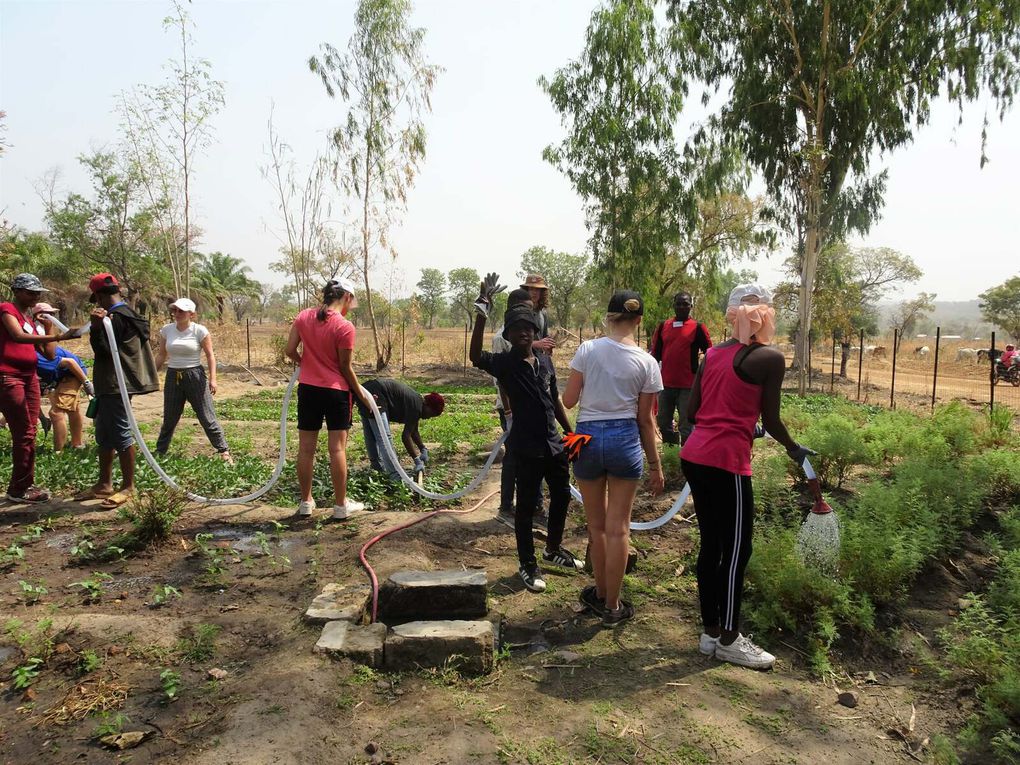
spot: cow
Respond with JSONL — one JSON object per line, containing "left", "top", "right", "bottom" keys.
{"left": 913, "top": 346, "right": 930, "bottom": 358}
{"left": 956, "top": 348, "right": 978, "bottom": 363}
{"left": 977, "top": 349, "right": 1003, "bottom": 363}
{"left": 870, "top": 346, "right": 887, "bottom": 359}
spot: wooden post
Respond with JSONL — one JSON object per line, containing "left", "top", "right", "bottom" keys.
{"left": 830, "top": 334, "right": 836, "bottom": 393}
{"left": 246, "top": 318, "right": 251, "bottom": 368}
{"left": 890, "top": 328, "right": 899, "bottom": 409}
{"left": 857, "top": 329, "right": 864, "bottom": 401}
{"left": 931, "top": 326, "right": 941, "bottom": 412}
{"left": 990, "top": 331, "right": 997, "bottom": 411}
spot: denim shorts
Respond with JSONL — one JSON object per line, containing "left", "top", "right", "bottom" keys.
{"left": 572, "top": 418, "right": 643, "bottom": 481}
{"left": 95, "top": 394, "right": 134, "bottom": 452}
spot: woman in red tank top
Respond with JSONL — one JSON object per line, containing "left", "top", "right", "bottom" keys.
{"left": 680, "top": 285, "right": 813, "bottom": 670}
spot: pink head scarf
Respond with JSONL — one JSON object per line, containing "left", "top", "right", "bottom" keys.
{"left": 725, "top": 284, "right": 776, "bottom": 346}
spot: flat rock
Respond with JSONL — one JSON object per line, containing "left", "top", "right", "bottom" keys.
{"left": 305, "top": 583, "right": 370, "bottom": 624}
{"left": 385, "top": 619, "right": 494, "bottom": 674}
{"left": 378, "top": 569, "right": 487, "bottom": 621}
{"left": 314, "top": 621, "right": 386, "bottom": 667}
{"left": 837, "top": 691, "right": 859, "bottom": 708}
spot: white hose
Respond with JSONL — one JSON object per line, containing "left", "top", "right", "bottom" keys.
{"left": 101, "top": 316, "right": 296, "bottom": 505}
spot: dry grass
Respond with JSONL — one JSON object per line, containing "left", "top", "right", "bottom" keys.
{"left": 40, "top": 678, "right": 130, "bottom": 726}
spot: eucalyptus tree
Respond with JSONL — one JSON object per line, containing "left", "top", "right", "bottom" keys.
{"left": 670, "top": 0, "right": 1020, "bottom": 392}
{"left": 979, "top": 277, "right": 1020, "bottom": 341}
{"left": 309, "top": 0, "right": 440, "bottom": 370}
{"left": 415, "top": 267, "right": 446, "bottom": 329}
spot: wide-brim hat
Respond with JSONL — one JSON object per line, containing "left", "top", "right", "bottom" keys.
{"left": 520, "top": 274, "right": 549, "bottom": 290}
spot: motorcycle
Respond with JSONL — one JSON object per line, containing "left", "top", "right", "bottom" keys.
{"left": 993, "top": 359, "right": 1020, "bottom": 386}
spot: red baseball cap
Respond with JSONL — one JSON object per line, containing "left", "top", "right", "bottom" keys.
{"left": 88, "top": 273, "right": 120, "bottom": 302}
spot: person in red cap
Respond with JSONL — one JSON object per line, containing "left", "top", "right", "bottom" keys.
{"left": 0, "top": 273, "right": 79, "bottom": 503}
{"left": 75, "top": 273, "right": 159, "bottom": 509}
{"left": 354, "top": 378, "right": 444, "bottom": 479}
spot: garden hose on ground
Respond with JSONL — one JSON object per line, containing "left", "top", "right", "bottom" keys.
{"left": 100, "top": 316, "right": 296, "bottom": 505}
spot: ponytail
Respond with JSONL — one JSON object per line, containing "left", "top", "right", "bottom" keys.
{"left": 317, "top": 281, "right": 347, "bottom": 322}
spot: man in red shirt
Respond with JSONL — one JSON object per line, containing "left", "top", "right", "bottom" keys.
{"left": 650, "top": 291, "right": 712, "bottom": 445}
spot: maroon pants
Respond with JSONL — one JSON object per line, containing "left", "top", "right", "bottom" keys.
{"left": 0, "top": 373, "right": 41, "bottom": 496}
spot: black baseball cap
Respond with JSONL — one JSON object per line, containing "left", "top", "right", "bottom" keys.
{"left": 607, "top": 290, "right": 644, "bottom": 315}
{"left": 503, "top": 305, "right": 541, "bottom": 332}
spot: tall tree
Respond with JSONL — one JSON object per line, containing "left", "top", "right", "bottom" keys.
{"left": 120, "top": 0, "right": 224, "bottom": 297}
{"left": 892, "top": 292, "right": 937, "bottom": 337}
{"left": 670, "top": 0, "right": 1020, "bottom": 393}
{"left": 979, "top": 276, "right": 1020, "bottom": 341}
{"left": 517, "top": 246, "right": 589, "bottom": 329}
{"left": 262, "top": 106, "right": 335, "bottom": 307}
{"left": 415, "top": 267, "right": 446, "bottom": 329}
{"left": 309, "top": 0, "right": 440, "bottom": 370}
{"left": 194, "top": 251, "right": 256, "bottom": 321}
{"left": 446, "top": 267, "right": 481, "bottom": 325}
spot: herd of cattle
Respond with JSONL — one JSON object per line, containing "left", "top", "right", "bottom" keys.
{"left": 857, "top": 345, "right": 1001, "bottom": 363}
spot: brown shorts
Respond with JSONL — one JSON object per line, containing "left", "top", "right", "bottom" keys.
{"left": 49, "top": 378, "right": 81, "bottom": 412}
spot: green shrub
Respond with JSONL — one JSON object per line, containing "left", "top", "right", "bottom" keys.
{"left": 120, "top": 488, "right": 188, "bottom": 548}
{"left": 800, "top": 414, "right": 878, "bottom": 489}
{"left": 752, "top": 453, "right": 797, "bottom": 525}
{"left": 966, "top": 449, "right": 1020, "bottom": 506}
{"left": 989, "top": 549, "right": 1020, "bottom": 616}
{"left": 927, "top": 401, "right": 980, "bottom": 456}
{"left": 863, "top": 410, "right": 935, "bottom": 463}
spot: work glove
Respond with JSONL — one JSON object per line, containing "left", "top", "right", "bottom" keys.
{"left": 413, "top": 457, "right": 425, "bottom": 474}
{"left": 753, "top": 423, "right": 766, "bottom": 439}
{"left": 419, "top": 447, "right": 429, "bottom": 465}
{"left": 786, "top": 444, "right": 817, "bottom": 467}
{"left": 560, "top": 431, "right": 593, "bottom": 462}
{"left": 473, "top": 272, "right": 506, "bottom": 317}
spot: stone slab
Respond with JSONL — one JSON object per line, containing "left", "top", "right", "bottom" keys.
{"left": 314, "top": 621, "right": 386, "bottom": 667}
{"left": 385, "top": 619, "right": 495, "bottom": 675}
{"left": 304, "top": 583, "right": 370, "bottom": 624}
{"left": 377, "top": 569, "right": 487, "bottom": 621}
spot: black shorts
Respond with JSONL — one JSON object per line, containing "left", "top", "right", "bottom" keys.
{"left": 297, "top": 384, "right": 352, "bottom": 432}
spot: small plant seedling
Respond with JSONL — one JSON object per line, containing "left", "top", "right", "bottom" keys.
{"left": 19, "top": 525, "right": 45, "bottom": 543}
{"left": 71, "top": 572, "right": 114, "bottom": 603}
{"left": 78, "top": 649, "right": 103, "bottom": 675}
{"left": 70, "top": 537, "right": 95, "bottom": 558}
{"left": 1, "top": 543, "right": 25, "bottom": 568}
{"left": 18, "top": 580, "right": 47, "bottom": 605}
{"left": 177, "top": 623, "right": 220, "bottom": 663}
{"left": 149, "top": 584, "right": 182, "bottom": 608}
{"left": 92, "top": 711, "right": 130, "bottom": 739}
{"left": 12, "top": 657, "right": 43, "bottom": 690}
{"left": 160, "top": 668, "right": 182, "bottom": 700}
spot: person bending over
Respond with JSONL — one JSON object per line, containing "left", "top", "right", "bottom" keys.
{"left": 355, "top": 378, "right": 445, "bottom": 478}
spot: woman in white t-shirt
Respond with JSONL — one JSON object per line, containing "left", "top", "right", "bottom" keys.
{"left": 562, "top": 290, "right": 664, "bottom": 627}
{"left": 154, "top": 298, "right": 232, "bottom": 462}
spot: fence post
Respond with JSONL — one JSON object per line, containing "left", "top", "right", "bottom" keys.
{"left": 890, "top": 328, "right": 899, "bottom": 409}
{"left": 830, "top": 334, "right": 837, "bottom": 393}
{"left": 857, "top": 329, "right": 864, "bottom": 401}
{"left": 990, "top": 331, "right": 997, "bottom": 411}
{"left": 931, "top": 326, "right": 941, "bottom": 412}
{"left": 246, "top": 318, "right": 251, "bottom": 369}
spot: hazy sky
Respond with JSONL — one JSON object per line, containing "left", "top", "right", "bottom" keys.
{"left": 2, "top": 0, "right": 1017, "bottom": 303}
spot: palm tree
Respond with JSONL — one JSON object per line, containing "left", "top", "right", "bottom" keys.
{"left": 194, "top": 251, "right": 257, "bottom": 321}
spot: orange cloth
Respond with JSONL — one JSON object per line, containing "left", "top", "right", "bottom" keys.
{"left": 725, "top": 304, "right": 776, "bottom": 346}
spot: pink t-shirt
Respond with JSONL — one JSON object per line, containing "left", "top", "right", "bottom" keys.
{"left": 293, "top": 308, "right": 356, "bottom": 390}
{"left": 680, "top": 343, "right": 763, "bottom": 476}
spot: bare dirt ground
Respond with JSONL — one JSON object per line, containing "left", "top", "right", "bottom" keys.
{"left": 0, "top": 362, "right": 981, "bottom": 765}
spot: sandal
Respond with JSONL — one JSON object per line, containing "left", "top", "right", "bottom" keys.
{"left": 99, "top": 491, "right": 133, "bottom": 510}
{"left": 73, "top": 487, "right": 115, "bottom": 501}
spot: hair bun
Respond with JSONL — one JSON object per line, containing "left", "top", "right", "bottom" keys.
{"left": 623, "top": 298, "right": 640, "bottom": 312}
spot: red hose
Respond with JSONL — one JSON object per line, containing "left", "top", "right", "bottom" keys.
{"left": 359, "top": 490, "right": 500, "bottom": 623}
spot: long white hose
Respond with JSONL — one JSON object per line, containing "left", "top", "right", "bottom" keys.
{"left": 99, "top": 316, "right": 296, "bottom": 505}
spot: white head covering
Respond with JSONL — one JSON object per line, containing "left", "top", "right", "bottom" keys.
{"left": 726, "top": 284, "right": 776, "bottom": 345}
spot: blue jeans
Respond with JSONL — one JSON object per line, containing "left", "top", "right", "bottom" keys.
{"left": 572, "top": 418, "right": 643, "bottom": 481}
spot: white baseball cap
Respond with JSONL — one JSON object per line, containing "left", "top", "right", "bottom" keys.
{"left": 170, "top": 297, "right": 197, "bottom": 313}
{"left": 333, "top": 277, "right": 359, "bottom": 308}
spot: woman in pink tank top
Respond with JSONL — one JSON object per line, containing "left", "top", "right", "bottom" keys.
{"left": 680, "top": 285, "right": 814, "bottom": 670}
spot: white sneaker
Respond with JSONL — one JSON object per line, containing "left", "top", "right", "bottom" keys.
{"left": 699, "top": 633, "right": 719, "bottom": 656}
{"left": 332, "top": 499, "right": 365, "bottom": 520}
{"left": 714, "top": 634, "right": 775, "bottom": 670}
{"left": 297, "top": 500, "right": 315, "bottom": 516}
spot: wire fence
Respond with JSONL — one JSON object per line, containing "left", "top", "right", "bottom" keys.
{"left": 807, "top": 328, "right": 1019, "bottom": 414}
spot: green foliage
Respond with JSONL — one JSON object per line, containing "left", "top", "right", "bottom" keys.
{"left": 979, "top": 276, "right": 1020, "bottom": 341}
{"left": 18, "top": 580, "right": 47, "bottom": 605}
{"left": 149, "top": 584, "right": 182, "bottom": 608}
{"left": 11, "top": 657, "right": 44, "bottom": 690}
{"left": 415, "top": 268, "right": 446, "bottom": 329}
{"left": 517, "top": 246, "right": 590, "bottom": 328}
{"left": 160, "top": 668, "right": 182, "bottom": 700}
{"left": 800, "top": 414, "right": 878, "bottom": 489}
{"left": 118, "top": 487, "right": 188, "bottom": 549}
{"left": 78, "top": 649, "right": 103, "bottom": 675}
{"left": 987, "top": 404, "right": 1017, "bottom": 447}
{"left": 177, "top": 623, "right": 220, "bottom": 663}
{"left": 71, "top": 572, "right": 114, "bottom": 603}
{"left": 92, "top": 711, "right": 130, "bottom": 739}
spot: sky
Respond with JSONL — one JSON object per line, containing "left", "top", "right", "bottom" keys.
{"left": 1, "top": 0, "right": 1018, "bottom": 304}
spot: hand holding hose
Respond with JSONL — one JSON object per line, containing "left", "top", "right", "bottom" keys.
{"left": 787, "top": 444, "right": 816, "bottom": 467}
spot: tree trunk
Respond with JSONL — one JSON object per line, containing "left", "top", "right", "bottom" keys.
{"left": 361, "top": 146, "right": 387, "bottom": 371}
{"left": 839, "top": 341, "right": 851, "bottom": 377}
